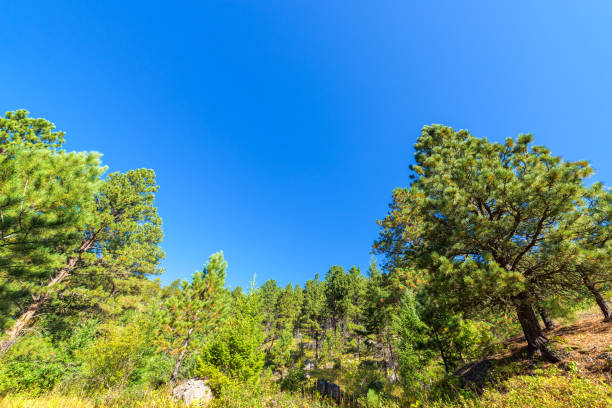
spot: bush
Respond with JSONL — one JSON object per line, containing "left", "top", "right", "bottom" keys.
{"left": 0, "top": 320, "right": 98, "bottom": 395}
{"left": 78, "top": 316, "right": 170, "bottom": 390}
{"left": 366, "top": 388, "right": 381, "bottom": 407}
{"left": 0, "top": 334, "right": 67, "bottom": 395}
{"left": 279, "top": 365, "right": 307, "bottom": 391}
{"left": 196, "top": 292, "right": 265, "bottom": 384}
{"left": 79, "top": 322, "right": 147, "bottom": 389}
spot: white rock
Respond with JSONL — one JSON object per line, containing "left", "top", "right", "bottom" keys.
{"left": 172, "top": 379, "right": 213, "bottom": 406}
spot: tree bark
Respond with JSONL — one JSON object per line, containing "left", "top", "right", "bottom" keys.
{"left": 0, "top": 254, "right": 82, "bottom": 355}
{"left": 170, "top": 327, "right": 194, "bottom": 384}
{"left": 514, "top": 294, "right": 560, "bottom": 362}
{"left": 538, "top": 308, "right": 556, "bottom": 331}
{"left": 381, "top": 333, "right": 388, "bottom": 378}
{"left": 582, "top": 272, "right": 611, "bottom": 321}
{"left": 433, "top": 329, "right": 451, "bottom": 373}
{"left": 386, "top": 329, "right": 397, "bottom": 382}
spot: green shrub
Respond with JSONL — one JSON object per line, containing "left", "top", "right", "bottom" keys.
{"left": 366, "top": 388, "right": 381, "bottom": 407}
{"left": 0, "top": 334, "right": 67, "bottom": 395}
{"left": 279, "top": 365, "right": 307, "bottom": 391}
{"left": 196, "top": 291, "right": 265, "bottom": 384}
{"left": 78, "top": 316, "right": 168, "bottom": 390}
{"left": 0, "top": 320, "right": 98, "bottom": 395}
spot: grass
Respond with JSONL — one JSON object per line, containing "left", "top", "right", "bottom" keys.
{"left": 2, "top": 370, "right": 611, "bottom": 408}
{"left": 0, "top": 391, "right": 184, "bottom": 408}
{"left": 443, "top": 369, "right": 612, "bottom": 408}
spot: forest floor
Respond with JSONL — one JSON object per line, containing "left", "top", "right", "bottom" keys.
{"left": 488, "top": 308, "right": 612, "bottom": 383}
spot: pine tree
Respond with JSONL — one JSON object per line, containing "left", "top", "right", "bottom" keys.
{"left": 275, "top": 284, "right": 300, "bottom": 335}
{"left": 363, "top": 259, "right": 399, "bottom": 379}
{"left": 346, "top": 266, "right": 366, "bottom": 351}
{"left": 0, "top": 168, "right": 164, "bottom": 354}
{"left": 324, "top": 265, "right": 349, "bottom": 336}
{"left": 393, "top": 291, "right": 435, "bottom": 387}
{"left": 0, "top": 111, "right": 104, "bottom": 353}
{"left": 197, "top": 282, "right": 265, "bottom": 384}
{"left": 376, "top": 126, "right": 592, "bottom": 361}
{"left": 569, "top": 183, "right": 612, "bottom": 320}
{"left": 292, "top": 284, "right": 304, "bottom": 336}
{"left": 160, "top": 252, "right": 229, "bottom": 383}
{"left": 258, "top": 279, "right": 281, "bottom": 345}
{"left": 301, "top": 274, "right": 326, "bottom": 362}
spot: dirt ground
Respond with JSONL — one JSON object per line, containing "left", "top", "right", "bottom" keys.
{"left": 493, "top": 309, "right": 612, "bottom": 383}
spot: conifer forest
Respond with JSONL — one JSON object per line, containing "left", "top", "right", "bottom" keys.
{"left": 1, "top": 110, "right": 612, "bottom": 407}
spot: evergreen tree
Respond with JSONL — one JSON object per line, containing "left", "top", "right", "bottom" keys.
{"left": 1, "top": 168, "right": 164, "bottom": 355}
{"left": 258, "top": 279, "right": 281, "bottom": 344}
{"left": 64, "top": 169, "right": 165, "bottom": 314}
{"left": 275, "top": 284, "right": 300, "bottom": 335}
{"left": 393, "top": 291, "right": 435, "bottom": 387}
{"left": 346, "top": 266, "right": 366, "bottom": 350}
{"left": 197, "top": 282, "right": 265, "bottom": 384}
{"left": 324, "top": 265, "right": 349, "bottom": 336}
{"left": 363, "top": 259, "right": 399, "bottom": 379}
{"left": 376, "top": 126, "right": 592, "bottom": 361}
{"left": 0, "top": 111, "right": 105, "bottom": 354}
{"left": 159, "top": 252, "right": 229, "bottom": 383}
{"left": 268, "top": 284, "right": 301, "bottom": 370}
{"left": 293, "top": 284, "right": 304, "bottom": 336}
{"left": 568, "top": 183, "right": 612, "bottom": 320}
{"left": 301, "top": 274, "right": 326, "bottom": 362}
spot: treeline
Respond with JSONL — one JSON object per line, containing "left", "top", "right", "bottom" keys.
{"left": 0, "top": 111, "right": 611, "bottom": 406}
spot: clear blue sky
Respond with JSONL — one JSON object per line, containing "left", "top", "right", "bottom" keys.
{"left": 1, "top": 1, "right": 611, "bottom": 289}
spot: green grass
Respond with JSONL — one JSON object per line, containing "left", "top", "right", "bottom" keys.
{"left": 429, "top": 367, "right": 612, "bottom": 408}
{"left": 2, "top": 370, "right": 611, "bottom": 408}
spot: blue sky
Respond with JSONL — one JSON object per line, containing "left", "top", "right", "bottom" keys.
{"left": 1, "top": 1, "right": 611, "bottom": 289}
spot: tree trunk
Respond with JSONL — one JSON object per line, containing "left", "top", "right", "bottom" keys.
{"left": 386, "top": 330, "right": 397, "bottom": 382}
{"left": 538, "top": 308, "right": 556, "bottom": 331}
{"left": 381, "top": 334, "right": 388, "bottom": 378}
{"left": 433, "top": 329, "right": 451, "bottom": 373}
{"left": 0, "top": 254, "right": 82, "bottom": 355}
{"left": 170, "top": 327, "right": 194, "bottom": 384}
{"left": 582, "top": 272, "right": 611, "bottom": 321}
{"left": 315, "top": 334, "right": 319, "bottom": 363}
{"left": 514, "top": 294, "right": 560, "bottom": 362}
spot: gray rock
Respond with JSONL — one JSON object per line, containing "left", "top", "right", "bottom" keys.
{"left": 316, "top": 379, "right": 341, "bottom": 403}
{"left": 328, "top": 382, "right": 341, "bottom": 402}
{"left": 304, "top": 359, "right": 315, "bottom": 371}
{"left": 454, "top": 359, "right": 493, "bottom": 391}
{"left": 596, "top": 352, "right": 612, "bottom": 363}
{"left": 172, "top": 379, "right": 213, "bottom": 406}
{"left": 317, "top": 379, "right": 327, "bottom": 396}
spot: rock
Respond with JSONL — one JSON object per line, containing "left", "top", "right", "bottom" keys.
{"left": 596, "top": 352, "right": 612, "bottom": 363}
{"left": 358, "top": 359, "right": 380, "bottom": 369}
{"left": 316, "top": 379, "right": 327, "bottom": 396}
{"left": 322, "top": 361, "right": 334, "bottom": 370}
{"left": 316, "top": 379, "right": 341, "bottom": 403}
{"left": 328, "top": 382, "right": 341, "bottom": 402}
{"left": 304, "top": 359, "right": 315, "bottom": 371}
{"left": 172, "top": 379, "right": 213, "bottom": 407}
{"left": 454, "top": 359, "right": 493, "bottom": 391}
